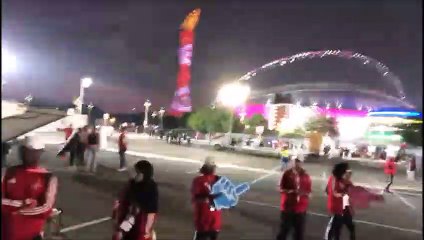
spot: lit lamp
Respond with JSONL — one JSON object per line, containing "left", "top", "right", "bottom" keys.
{"left": 2, "top": 48, "right": 17, "bottom": 75}
{"left": 217, "top": 82, "right": 250, "bottom": 133}
{"left": 143, "top": 99, "right": 152, "bottom": 128}
{"left": 79, "top": 77, "right": 93, "bottom": 114}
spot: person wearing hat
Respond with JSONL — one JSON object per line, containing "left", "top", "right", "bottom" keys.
{"left": 276, "top": 156, "right": 311, "bottom": 240}
{"left": 191, "top": 157, "right": 222, "bottom": 240}
{"left": 113, "top": 160, "right": 158, "bottom": 240}
{"left": 2, "top": 135, "right": 58, "bottom": 240}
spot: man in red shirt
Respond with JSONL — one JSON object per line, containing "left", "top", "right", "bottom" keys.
{"left": 2, "top": 135, "right": 58, "bottom": 240}
{"left": 384, "top": 156, "right": 396, "bottom": 193}
{"left": 191, "top": 157, "right": 222, "bottom": 240}
{"left": 276, "top": 156, "right": 311, "bottom": 240}
{"left": 118, "top": 127, "right": 128, "bottom": 171}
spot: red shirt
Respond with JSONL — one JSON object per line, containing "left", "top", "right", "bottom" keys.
{"left": 119, "top": 133, "right": 127, "bottom": 151}
{"left": 279, "top": 168, "right": 311, "bottom": 213}
{"left": 64, "top": 127, "right": 73, "bottom": 140}
{"left": 2, "top": 165, "right": 58, "bottom": 240}
{"left": 191, "top": 174, "right": 222, "bottom": 232}
{"left": 326, "top": 176, "right": 345, "bottom": 215}
{"left": 384, "top": 158, "right": 396, "bottom": 175}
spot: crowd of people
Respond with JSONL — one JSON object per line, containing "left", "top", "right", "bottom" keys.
{"left": 1, "top": 127, "right": 392, "bottom": 240}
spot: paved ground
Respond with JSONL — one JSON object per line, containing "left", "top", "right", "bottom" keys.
{"left": 5, "top": 132, "right": 421, "bottom": 240}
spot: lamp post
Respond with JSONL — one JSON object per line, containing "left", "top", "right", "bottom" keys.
{"left": 217, "top": 82, "right": 250, "bottom": 134}
{"left": 143, "top": 99, "right": 152, "bottom": 128}
{"left": 79, "top": 77, "right": 93, "bottom": 114}
{"left": 88, "top": 102, "right": 94, "bottom": 125}
{"left": 159, "top": 107, "right": 165, "bottom": 129}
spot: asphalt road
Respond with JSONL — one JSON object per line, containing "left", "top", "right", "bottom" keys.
{"left": 3, "top": 139, "right": 423, "bottom": 240}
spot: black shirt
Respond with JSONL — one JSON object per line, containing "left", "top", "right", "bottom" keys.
{"left": 88, "top": 133, "right": 99, "bottom": 145}
{"left": 127, "top": 179, "right": 159, "bottom": 213}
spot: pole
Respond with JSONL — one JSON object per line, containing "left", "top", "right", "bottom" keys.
{"left": 228, "top": 109, "right": 234, "bottom": 134}
{"left": 79, "top": 80, "right": 84, "bottom": 114}
{"left": 144, "top": 105, "right": 149, "bottom": 128}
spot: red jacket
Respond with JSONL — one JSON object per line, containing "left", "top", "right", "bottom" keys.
{"left": 2, "top": 165, "right": 58, "bottom": 240}
{"left": 191, "top": 174, "right": 222, "bottom": 232}
{"left": 64, "top": 127, "right": 73, "bottom": 140}
{"left": 279, "top": 168, "right": 311, "bottom": 213}
{"left": 384, "top": 158, "right": 396, "bottom": 175}
{"left": 326, "top": 175, "right": 345, "bottom": 215}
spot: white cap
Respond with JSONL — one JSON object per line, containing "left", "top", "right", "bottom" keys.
{"left": 297, "top": 153, "right": 305, "bottom": 162}
{"left": 204, "top": 156, "right": 216, "bottom": 166}
{"left": 23, "top": 135, "right": 45, "bottom": 150}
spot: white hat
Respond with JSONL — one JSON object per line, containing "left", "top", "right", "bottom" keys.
{"left": 204, "top": 156, "right": 216, "bottom": 166}
{"left": 23, "top": 135, "right": 45, "bottom": 150}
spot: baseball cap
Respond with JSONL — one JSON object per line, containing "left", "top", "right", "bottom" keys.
{"left": 22, "top": 135, "right": 45, "bottom": 150}
{"left": 204, "top": 156, "right": 216, "bottom": 166}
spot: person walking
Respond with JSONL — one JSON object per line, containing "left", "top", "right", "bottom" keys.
{"left": 191, "top": 157, "right": 222, "bottom": 240}
{"left": 324, "top": 162, "right": 355, "bottom": 240}
{"left": 276, "top": 156, "right": 311, "bottom": 240}
{"left": 384, "top": 156, "right": 396, "bottom": 193}
{"left": 280, "top": 146, "right": 290, "bottom": 171}
{"left": 112, "top": 160, "right": 158, "bottom": 240}
{"left": 2, "top": 135, "right": 58, "bottom": 240}
{"left": 86, "top": 126, "right": 100, "bottom": 173}
{"left": 118, "top": 127, "right": 128, "bottom": 171}
{"left": 79, "top": 126, "right": 89, "bottom": 167}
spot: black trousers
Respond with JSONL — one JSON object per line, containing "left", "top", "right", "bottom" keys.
{"left": 385, "top": 174, "right": 394, "bottom": 191}
{"left": 276, "top": 211, "right": 306, "bottom": 240}
{"left": 119, "top": 150, "right": 127, "bottom": 169}
{"left": 69, "top": 149, "right": 76, "bottom": 166}
{"left": 193, "top": 231, "right": 219, "bottom": 240}
{"left": 324, "top": 209, "right": 355, "bottom": 240}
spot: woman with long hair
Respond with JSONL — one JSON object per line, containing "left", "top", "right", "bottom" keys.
{"left": 113, "top": 160, "right": 158, "bottom": 240}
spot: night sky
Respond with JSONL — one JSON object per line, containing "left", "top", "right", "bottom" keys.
{"left": 2, "top": 0, "right": 422, "bottom": 113}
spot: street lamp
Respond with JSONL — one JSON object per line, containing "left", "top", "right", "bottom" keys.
{"left": 159, "top": 107, "right": 165, "bottom": 129}
{"left": 143, "top": 99, "right": 152, "bottom": 128}
{"left": 217, "top": 82, "right": 250, "bottom": 134}
{"left": 79, "top": 77, "right": 93, "bottom": 113}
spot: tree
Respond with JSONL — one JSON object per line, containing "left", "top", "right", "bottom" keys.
{"left": 395, "top": 123, "right": 422, "bottom": 146}
{"left": 280, "top": 127, "right": 306, "bottom": 139}
{"left": 244, "top": 114, "right": 267, "bottom": 134}
{"left": 187, "top": 107, "right": 232, "bottom": 134}
{"left": 305, "top": 116, "right": 339, "bottom": 137}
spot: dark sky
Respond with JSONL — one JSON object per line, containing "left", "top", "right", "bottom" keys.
{"left": 2, "top": 0, "right": 422, "bottom": 113}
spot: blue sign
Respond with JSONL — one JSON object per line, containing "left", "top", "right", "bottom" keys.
{"left": 211, "top": 176, "right": 250, "bottom": 210}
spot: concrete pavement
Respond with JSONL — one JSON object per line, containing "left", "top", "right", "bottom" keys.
{"left": 107, "top": 137, "right": 422, "bottom": 194}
